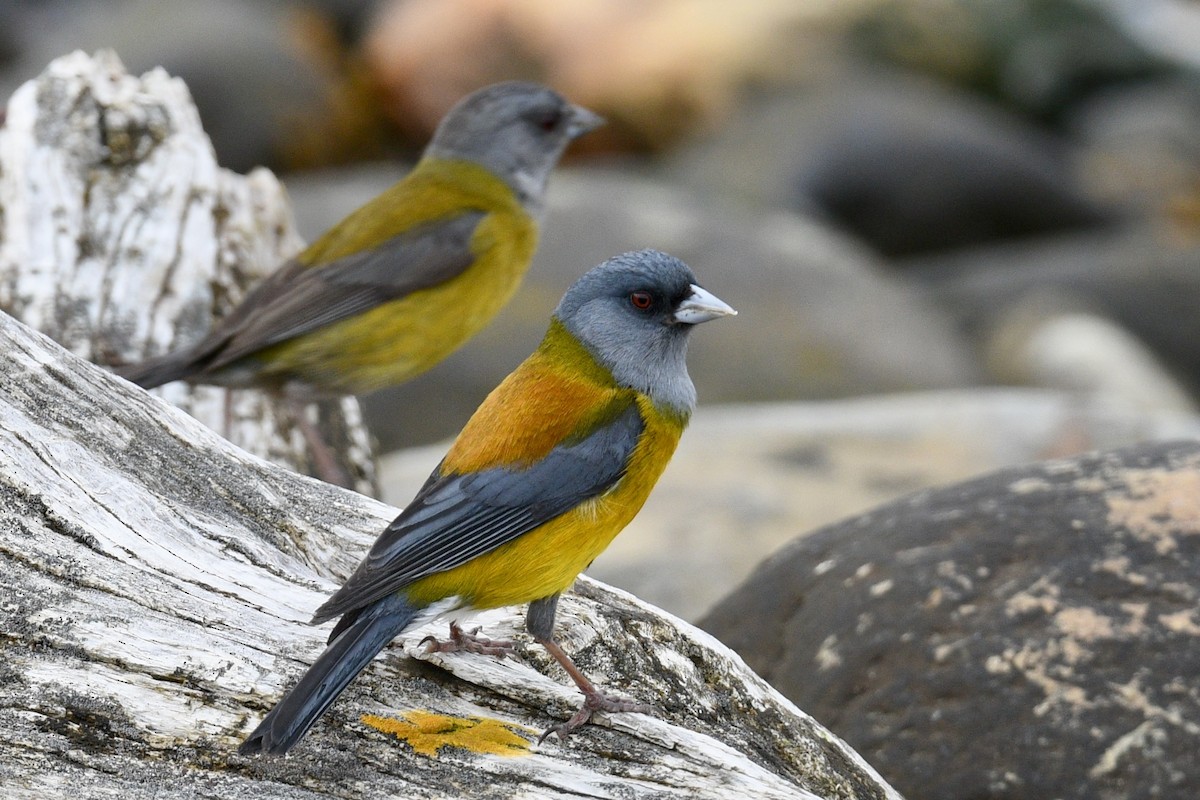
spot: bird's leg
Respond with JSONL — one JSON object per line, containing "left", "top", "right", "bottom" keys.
{"left": 420, "top": 620, "right": 516, "bottom": 659}
{"left": 527, "top": 594, "right": 652, "bottom": 743}
{"left": 223, "top": 388, "right": 236, "bottom": 437}
{"left": 286, "top": 397, "right": 354, "bottom": 489}
{"left": 534, "top": 637, "right": 653, "bottom": 742}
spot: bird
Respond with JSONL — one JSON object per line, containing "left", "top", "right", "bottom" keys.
{"left": 237, "top": 249, "right": 736, "bottom": 755}
{"left": 115, "top": 81, "right": 603, "bottom": 481}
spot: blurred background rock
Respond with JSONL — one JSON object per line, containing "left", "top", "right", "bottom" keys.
{"left": 5, "top": 0, "right": 1200, "bottom": 622}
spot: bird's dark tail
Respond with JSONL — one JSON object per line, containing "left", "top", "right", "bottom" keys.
{"left": 114, "top": 350, "right": 197, "bottom": 390}
{"left": 238, "top": 594, "right": 420, "bottom": 755}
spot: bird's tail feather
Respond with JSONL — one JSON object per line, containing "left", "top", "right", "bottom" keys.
{"left": 114, "top": 350, "right": 197, "bottom": 390}
{"left": 238, "top": 595, "right": 419, "bottom": 755}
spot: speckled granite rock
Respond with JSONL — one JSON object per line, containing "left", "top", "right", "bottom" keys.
{"left": 701, "top": 438, "right": 1200, "bottom": 800}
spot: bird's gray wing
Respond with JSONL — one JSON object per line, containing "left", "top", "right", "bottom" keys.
{"left": 201, "top": 210, "right": 486, "bottom": 370}
{"left": 312, "top": 400, "right": 644, "bottom": 624}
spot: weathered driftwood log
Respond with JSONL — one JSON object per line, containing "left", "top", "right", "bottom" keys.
{"left": 0, "top": 310, "right": 901, "bottom": 799}
{"left": 0, "top": 51, "right": 901, "bottom": 799}
{"left": 0, "top": 49, "right": 376, "bottom": 494}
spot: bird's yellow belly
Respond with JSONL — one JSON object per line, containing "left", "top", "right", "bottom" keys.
{"left": 404, "top": 415, "right": 682, "bottom": 609}
{"left": 257, "top": 217, "right": 535, "bottom": 395}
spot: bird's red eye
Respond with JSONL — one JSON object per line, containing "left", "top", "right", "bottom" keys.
{"left": 630, "top": 291, "right": 653, "bottom": 310}
{"left": 539, "top": 109, "right": 563, "bottom": 132}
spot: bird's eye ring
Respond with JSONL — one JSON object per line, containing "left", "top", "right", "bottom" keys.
{"left": 630, "top": 291, "right": 653, "bottom": 310}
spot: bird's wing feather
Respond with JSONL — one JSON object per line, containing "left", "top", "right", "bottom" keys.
{"left": 202, "top": 210, "right": 486, "bottom": 370}
{"left": 312, "top": 399, "right": 643, "bottom": 622}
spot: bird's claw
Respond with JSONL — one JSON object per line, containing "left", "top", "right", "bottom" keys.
{"left": 420, "top": 621, "right": 516, "bottom": 659}
{"left": 537, "top": 689, "right": 653, "bottom": 744}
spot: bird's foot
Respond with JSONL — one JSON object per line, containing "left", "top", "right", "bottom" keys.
{"left": 537, "top": 688, "right": 653, "bottom": 743}
{"left": 420, "top": 620, "right": 516, "bottom": 659}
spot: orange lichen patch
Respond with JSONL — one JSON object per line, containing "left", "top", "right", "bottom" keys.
{"left": 362, "top": 711, "right": 535, "bottom": 758}
{"left": 1106, "top": 469, "right": 1200, "bottom": 554}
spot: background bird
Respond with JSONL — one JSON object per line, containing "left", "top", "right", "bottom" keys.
{"left": 238, "top": 249, "right": 735, "bottom": 755}
{"left": 116, "top": 81, "right": 602, "bottom": 480}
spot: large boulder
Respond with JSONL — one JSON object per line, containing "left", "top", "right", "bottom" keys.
{"left": 702, "top": 439, "right": 1200, "bottom": 800}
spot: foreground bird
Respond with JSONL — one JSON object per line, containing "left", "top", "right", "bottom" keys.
{"left": 117, "top": 81, "right": 602, "bottom": 398}
{"left": 238, "top": 249, "right": 735, "bottom": 754}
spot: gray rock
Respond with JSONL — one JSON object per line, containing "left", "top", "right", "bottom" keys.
{"left": 850, "top": 0, "right": 1173, "bottom": 120}
{"left": 909, "top": 225, "right": 1200, "bottom": 392}
{"left": 789, "top": 75, "right": 1113, "bottom": 257}
{"left": 1069, "top": 78, "right": 1200, "bottom": 216}
{"left": 663, "top": 66, "right": 1113, "bottom": 258}
{"left": 701, "top": 438, "right": 1200, "bottom": 800}
{"left": 986, "top": 306, "right": 1197, "bottom": 415}
{"left": 0, "top": 0, "right": 333, "bottom": 172}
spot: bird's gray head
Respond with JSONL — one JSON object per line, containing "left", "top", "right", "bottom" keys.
{"left": 555, "top": 250, "right": 736, "bottom": 416}
{"left": 423, "top": 82, "right": 604, "bottom": 216}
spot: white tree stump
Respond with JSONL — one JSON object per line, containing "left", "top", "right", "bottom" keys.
{"left": 0, "top": 49, "right": 376, "bottom": 494}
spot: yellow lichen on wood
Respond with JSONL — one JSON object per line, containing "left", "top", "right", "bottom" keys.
{"left": 361, "top": 711, "right": 534, "bottom": 757}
